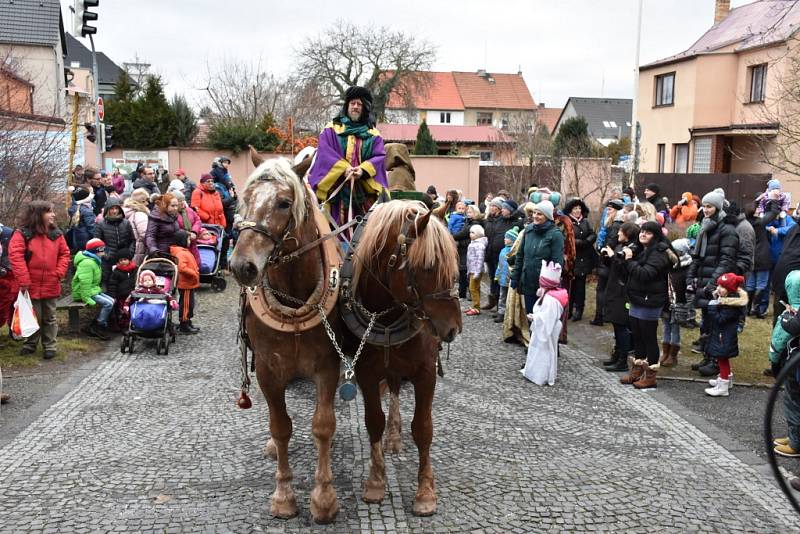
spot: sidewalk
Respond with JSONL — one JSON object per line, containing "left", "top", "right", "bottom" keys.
{"left": 0, "top": 287, "right": 797, "bottom": 532}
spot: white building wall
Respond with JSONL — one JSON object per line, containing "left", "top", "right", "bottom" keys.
{"left": 0, "top": 43, "right": 65, "bottom": 118}
{"left": 425, "top": 110, "right": 464, "bottom": 125}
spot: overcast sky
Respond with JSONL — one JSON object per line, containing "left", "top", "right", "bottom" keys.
{"left": 61, "top": 0, "right": 755, "bottom": 110}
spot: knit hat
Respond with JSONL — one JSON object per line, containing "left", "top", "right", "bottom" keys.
{"left": 539, "top": 260, "right": 562, "bottom": 289}
{"left": 469, "top": 224, "right": 485, "bottom": 237}
{"left": 200, "top": 173, "right": 214, "bottom": 184}
{"left": 138, "top": 269, "right": 157, "bottom": 287}
{"left": 174, "top": 168, "right": 186, "bottom": 177}
{"left": 701, "top": 190, "right": 725, "bottom": 212}
{"left": 534, "top": 200, "right": 554, "bottom": 221}
{"left": 168, "top": 179, "right": 185, "bottom": 193}
{"left": 717, "top": 272, "right": 744, "bottom": 293}
{"left": 505, "top": 227, "right": 519, "bottom": 242}
{"left": 645, "top": 183, "right": 660, "bottom": 196}
{"left": 490, "top": 198, "right": 504, "bottom": 210}
{"left": 85, "top": 238, "right": 105, "bottom": 252}
{"left": 606, "top": 198, "right": 624, "bottom": 211}
{"left": 768, "top": 179, "right": 781, "bottom": 191}
{"left": 116, "top": 249, "right": 133, "bottom": 261}
{"left": 686, "top": 222, "right": 700, "bottom": 239}
{"left": 671, "top": 238, "right": 691, "bottom": 256}
{"left": 501, "top": 200, "right": 518, "bottom": 212}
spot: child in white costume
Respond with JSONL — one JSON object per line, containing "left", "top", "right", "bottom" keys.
{"left": 521, "top": 260, "right": 569, "bottom": 385}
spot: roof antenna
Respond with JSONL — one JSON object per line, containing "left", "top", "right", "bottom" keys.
{"left": 601, "top": 69, "right": 605, "bottom": 97}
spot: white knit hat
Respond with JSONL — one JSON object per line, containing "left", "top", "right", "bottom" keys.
{"left": 469, "top": 224, "right": 485, "bottom": 237}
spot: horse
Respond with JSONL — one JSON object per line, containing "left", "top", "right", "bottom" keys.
{"left": 340, "top": 200, "right": 462, "bottom": 516}
{"left": 229, "top": 157, "right": 343, "bottom": 524}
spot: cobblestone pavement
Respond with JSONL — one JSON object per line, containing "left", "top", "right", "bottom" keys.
{"left": 1, "top": 286, "right": 799, "bottom": 533}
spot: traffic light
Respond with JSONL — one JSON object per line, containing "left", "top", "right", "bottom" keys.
{"left": 100, "top": 123, "right": 113, "bottom": 152}
{"left": 84, "top": 122, "right": 96, "bottom": 144}
{"left": 74, "top": 0, "right": 99, "bottom": 37}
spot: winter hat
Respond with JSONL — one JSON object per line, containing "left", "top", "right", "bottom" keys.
{"left": 168, "top": 179, "right": 185, "bottom": 193}
{"left": 606, "top": 198, "right": 624, "bottom": 211}
{"left": 671, "top": 238, "right": 691, "bottom": 256}
{"left": 645, "top": 183, "right": 660, "bottom": 196}
{"left": 85, "top": 238, "right": 105, "bottom": 252}
{"left": 200, "top": 173, "right": 214, "bottom": 184}
{"left": 505, "top": 227, "right": 519, "bottom": 242}
{"left": 701, "top": 190, "right": 725, "bottom": 212}
{"left": 768, "top": 179, "right": 782, "bottom": 191}
{"left": 490, "top": 198, "right": 504, "bottom": 210}
{"left": 116, "top": 249, "right": 133, "bottom": 261}
{"left": 138, "top": 270, "right": 157, "bottom": 287}
{"left": 623, "top": 186, "right": 636, "bottom": 198}
{"left": 426, "top": 185, "right": 437, "bottom": 195}
{"left": 469, "top": 224, "right": 485, "bottom": 237}
{"left": 682, "top": 192, "right": 693, "bottom": 203}
{"left": 713, "top": 187, "right": 730, "bottom": 208}
{"left": 717, "top": 272, "right": 744, "bottom": 293}
{"left": 534, "top": 200, "right": 554, "bottom": 221}
{"left": 174, "top": 168, "right": 186, "bottom": 177}
{"left": 501, "top": 200, "right": 518, "bottom": 212}
{"left": 70, "top": 185, "right": 91, "bottom": 203}
{"left": 539, "top": 260, "right": 562, "bottom": 289}
{"left": 686, "top": 222, "right": 700, "bottom": 239}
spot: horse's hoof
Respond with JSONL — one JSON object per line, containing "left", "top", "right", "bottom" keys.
{"left": 412, "top": 497, "right": 437, "bottom": 516}
{"left": 383, "top": 436, "right": 402, "bottom": 454}
{"left": 270, "top": 493, "right": 298, "bottom": 519}
{"left": 362, "top": 479, "right": 385, "bottom": 504}
{"left": 263, "top": 438, "right": 277, "bottom": 460}
{"left": 310, "top": 486, "right": 339, "bottom": 524}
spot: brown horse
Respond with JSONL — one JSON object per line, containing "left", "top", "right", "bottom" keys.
{"left": 342, "top": 200, "right": 462, "bottom": 516}
{"left": 229, "top": 158, "right": 342, "bottom": 524}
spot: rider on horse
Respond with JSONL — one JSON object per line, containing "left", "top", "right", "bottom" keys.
{"left": 308, "top": 86, "right": 389, "bottom": 232}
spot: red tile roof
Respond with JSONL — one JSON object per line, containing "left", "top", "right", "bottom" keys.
{"left": 377, "top": 123, "right": 511, "bottom": 144}
{"left": 451, "top": 71, "right": 535, "bottom": 110}
{"left": 536, "top": 107, "right": 561, "bottom": 135}
{"left": 386, "top": 70, "right": 535, "bottom": 111}
{"left": 386, "top": 71, "right": 464, "bottom": 110}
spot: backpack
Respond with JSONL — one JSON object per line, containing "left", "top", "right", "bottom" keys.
{"left": 0, "top": 225, "right": 13, "bottom": 275}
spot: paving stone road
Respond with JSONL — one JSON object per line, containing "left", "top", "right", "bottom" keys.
{"left": 1, "top": 284, "right": 799, "bottom": 533}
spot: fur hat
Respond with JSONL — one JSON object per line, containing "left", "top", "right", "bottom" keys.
{"left": 564, "top": 198, "right": 589, "bottom": 216}
{"left": 702, "top": 190, "right": 725, "bottom": 212}
{"left": 505, "top": 227, "right": 519, "bottom": 242}
{"left": 768, "top": 179, "right": 782, "bottom": 191}
{"left": 539, "top": 260, "right": 562, "bottom": 289}
{"left": 534, "top": 200, "right": 554, "bottom": 221}
{"left": 469, "top": 224, "right": 485, "bottom": 237}
{"left": 85, "top": 238, "right": 105, "bottom": 252}
{"left": 138, "top": 269, "right": 157, "bottom": 286}
{"left": 717, "top": 272, "right": 744, "bottom": 293}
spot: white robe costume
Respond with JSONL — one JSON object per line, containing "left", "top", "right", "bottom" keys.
{"left": 521, "top": 261, "right": 569, "bottom": 386}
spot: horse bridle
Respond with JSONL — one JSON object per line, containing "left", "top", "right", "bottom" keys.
{"left": 236, "top": 218, "right": 298, "bottom": 266}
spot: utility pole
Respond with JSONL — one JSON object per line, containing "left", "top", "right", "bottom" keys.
{"left": 89, "top": 34, "right": 102, "bottom": 168}
{"left": 630, "top": 0, "right": 643, "bottom": 187}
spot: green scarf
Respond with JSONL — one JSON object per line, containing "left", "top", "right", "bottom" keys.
{"left": 180, "top": 210, "right": 192, "bottom": 232}
{"left": 337, "top": 116, "right": 375, "bottom": 162}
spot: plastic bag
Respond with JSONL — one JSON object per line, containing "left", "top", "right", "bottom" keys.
{"left": 11, "top": 290, "right": 39, "bottom": 338}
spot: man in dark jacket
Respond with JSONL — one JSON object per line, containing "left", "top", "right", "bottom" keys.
{"left": 85, "top": 168, "right": 107, "bottom": 216}
{"left": 644, "top": 183, "right": 668, "bottom": 217}
{"left": 132, "top": 166, "right": 159, "bottom": 196}
{"left": 687, "top": 189, "right": 739, "bottom": 374}
{"left": 94, "top": 198, "right": 135, "bottom": 285}
{"left": 484, "top": 198, "right": 522, "bottom": 313}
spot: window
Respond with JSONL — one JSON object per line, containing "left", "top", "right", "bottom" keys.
{"left": 750, "top": 63, "right": 767, "bottom": 103}
{"left": 692, "top": 137, "right": 712, "bottom": 173}
{"left": 655, "top": 72, "right": 675, "bottom": 106}
{"left": 469, "top": 150, "right": 493, "bottom": 161}
{"left": 657, "top": 144, "right": 666, "bottom": 172}
{"left": 602, "top": 120, "right": 611, "bottom": 128}
{"left": 674, "top": 143, "right": 689, "bottom": 173}
{"left": 609, "top": 121, "right": 617, "bottom": 128}
{"left": 477, "top": 112, "right": 493, "bottom": 125}
{"left": 501, "top": 113, "right": 509, "bottom": 129}
{"left": 439, "top": 112, "right": 451, "bottom": 124}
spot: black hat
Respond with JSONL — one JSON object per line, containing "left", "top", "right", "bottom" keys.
{"left": 71, "top": 186, "right": 91, "bottom": 202}
{"left": 645, "top": 183, "right": 660, "bottom": 195}
{"left": 116, "top": 249, "right": 133, "bottom": 261}
{"left": 174, "top": 230, "right": 190, "bottom": 248}
{"left": 606, "top": 199, "right": 624, "bottom": 210}
{"left": 426, "top": 185, "right": 438, "bottom": 195}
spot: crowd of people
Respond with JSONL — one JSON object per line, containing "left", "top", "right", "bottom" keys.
{"left": 0, "top": 159, "right": 240, "bottom": 404}
{"left": 431, "top": 179, "right": 800, "bottom": 412}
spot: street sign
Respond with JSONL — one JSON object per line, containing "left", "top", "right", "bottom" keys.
{"left": 97, "top": 97, "right": 104, "bottom": 121}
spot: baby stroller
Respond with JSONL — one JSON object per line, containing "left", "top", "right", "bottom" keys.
{"left": 121, "top": 254, "right": 178, "bottom": 355}
{"left": 198, "top": 223, "right": 227, "bottom": 292}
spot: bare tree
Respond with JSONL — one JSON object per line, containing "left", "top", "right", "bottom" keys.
{"left": 490, "top": 113, "right": 556, "bottom": 199}
{"left": 294, "top": 20, "right": 436, "bottom": 120}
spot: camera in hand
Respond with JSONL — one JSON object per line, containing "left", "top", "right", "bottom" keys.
{"left": 616, "top": 242, "right": 641, "bottom": 258}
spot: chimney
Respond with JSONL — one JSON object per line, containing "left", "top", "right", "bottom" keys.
{"left": 538, "top": 103, "right": 545, "bottom": 110}
{"left": 715, "top": 0, "right": 730, "bottom": 25}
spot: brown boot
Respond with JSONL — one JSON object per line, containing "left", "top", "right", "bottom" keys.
{"left": 633, "top": 366, "right": 658, "bottom": 389}
{"left": 481, "top": 294, "right": 497, "bottom": 310}
{"left": 670, "top": 344, "right": 680, "bottom": 366}
{"left": 659, "top": 342, "right": 671, "bottom": 365}
{"left": 620, "top": 358, "right": 645, "bottom": 385}
{"left": 660, "top": 344, "right": 678, "bottom": 367}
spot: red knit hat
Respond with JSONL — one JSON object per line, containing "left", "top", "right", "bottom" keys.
{"left": 85, "top": 238, "right": 105, "bottom": 252}
{"left": 717, "top": 272, "right": 744, "bottom": 293}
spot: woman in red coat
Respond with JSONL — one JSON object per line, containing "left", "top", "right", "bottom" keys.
{"left": 190, "top": 174, "right": 226, "bottom": 227}
{"left": 8, "top": 201, "right": 71, "bottom": 359}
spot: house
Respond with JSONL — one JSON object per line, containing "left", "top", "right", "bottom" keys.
{"left": 535, "top": 103, "right": 561, "bottom": 136}
{"left": 0, "top": 0, "right": 67, "bottom": 119}
{"left": 637, "top": 0, "right": 800, "bottom": 184}
{"left": 385, "top": 70, "right": 537, "bottom": 129}
{"left": 553, "top": 97, "right": 632, "bottom": 146}
{"left": 377, "top": 123, "right": 514, "bottom": 164}
{"left": 65, "top": 33, "right": 126, "bottom": 102}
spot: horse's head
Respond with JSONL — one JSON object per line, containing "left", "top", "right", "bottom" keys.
{"left": 230, "top": 158, "right": 308, "bottom": 287}
{"left": 356, "top": 201, "right": 462, "bottom": 343}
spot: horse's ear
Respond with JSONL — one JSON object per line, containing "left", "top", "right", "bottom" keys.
{"left": 249, "top": 145, "right": 264, "bottom": 167}
{"left": 292, "top": 156, "right": 313, "bottom": 178}
{"left": 415, "top": 209, "right": 432, "bottom": 237}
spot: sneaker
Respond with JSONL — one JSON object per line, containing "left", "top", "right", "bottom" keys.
{"left": 775, "top": 444, "right": 800, "bottom": 458}
{"left": 775, "top": 437, "right": 790, "bottom": 446}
